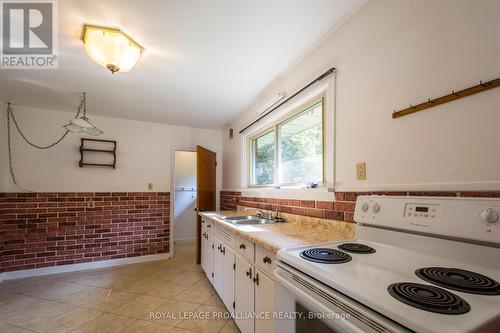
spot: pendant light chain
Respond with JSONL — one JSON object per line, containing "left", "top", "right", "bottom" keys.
{"left": 7, "top": 105, "right": 70, "bottom": 149}
{"left": 5, "top": 94, "right": 86, "bottom": 190}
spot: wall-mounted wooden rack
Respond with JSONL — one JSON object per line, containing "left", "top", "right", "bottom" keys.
{"left": 79, "top": 138, "right": 117, "bottom": 168}
{"left": 392, "top": 78, "right": 500, "bottom": 119}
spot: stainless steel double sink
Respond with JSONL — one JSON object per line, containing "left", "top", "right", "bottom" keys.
{"left": 222, "top": 215, "right": 277, "bottom": 225}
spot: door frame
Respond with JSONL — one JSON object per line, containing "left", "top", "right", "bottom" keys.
{"left": 170, "top": 148, "right": 196, "bottom": 258}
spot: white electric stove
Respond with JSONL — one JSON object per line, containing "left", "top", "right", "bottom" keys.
{"left": 275, "top": 195, "right": 500, "bottom": 333}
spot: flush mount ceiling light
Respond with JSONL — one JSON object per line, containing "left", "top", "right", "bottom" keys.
{"left": 63, "top": 92, "right": 103, "bottom": 136}
{"left": 83, "top": 25, "right": 144, "bottom": 74}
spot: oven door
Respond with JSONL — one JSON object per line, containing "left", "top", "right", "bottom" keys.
{"left": 274, "top": 263, "right": 411, "bottom": 333}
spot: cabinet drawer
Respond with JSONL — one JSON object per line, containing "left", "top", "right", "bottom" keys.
{"left": 235, "top": 235, "right": 254, "bottom": 262}
{"left": 255, "top": 246, "right": 276, "bottom": 279}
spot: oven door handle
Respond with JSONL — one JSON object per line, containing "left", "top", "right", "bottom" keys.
{"left": 274, "top": 265, "right": 408, "bottom": 333}
{"left": 275, "top": 273, "right": 366, "bottom": 333}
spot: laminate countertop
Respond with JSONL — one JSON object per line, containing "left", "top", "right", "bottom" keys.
{"left": 199, "top": 210, "right": 356, "bottom": 253}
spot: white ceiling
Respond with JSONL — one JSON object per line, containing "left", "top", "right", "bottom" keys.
{"left": 0, "top": 0, "right": 365, "bottom": 129}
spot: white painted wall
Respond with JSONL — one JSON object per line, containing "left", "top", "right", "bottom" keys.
{"left": 2, "top": 105, "right": 223, "bottom": 206}
{"left": 223, "top": 0, "right": 500, "bottom": 194}
{"left": 173, "top": 151, "right": 196, "bottom": 242}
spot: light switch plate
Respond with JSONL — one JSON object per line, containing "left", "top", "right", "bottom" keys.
{"left": 356, "top": 162, "right": 366, "bottom": 181}
{"left": 147, "top": 183, "right": 153, "bottom": 191}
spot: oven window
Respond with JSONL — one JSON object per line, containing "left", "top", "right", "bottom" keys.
{"left": 296, "top": 302, "right": 337, "bottom": 333}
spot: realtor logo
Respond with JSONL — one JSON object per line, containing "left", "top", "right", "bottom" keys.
{"left": 1, "top": 0, "right": 58, "bottom": 68}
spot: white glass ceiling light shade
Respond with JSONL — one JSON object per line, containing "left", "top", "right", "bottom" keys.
{"left": 63, "top": 93, "right": 103, "bottom": 136}
{"left": 83, "top": 25, "right": 144, "bottom": 74}
{"left": 64, "top": 117, "right": 103, "bottom": 136}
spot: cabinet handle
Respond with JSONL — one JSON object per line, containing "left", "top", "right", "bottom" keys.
{"left": 217, "top": 244, "right": 221, "bottom": 251}
{"left": 263, "top": 256, "right": 272, "bottom": 264}
{"left": 253, "top": 273, "right": 259, "bottom": 286}
{"left": 239, "top": 244, "right": 246, "bottom": 250}
{"left": 207, "top": 224, "right": 211, "bottom": 228}
{"left": 246, "top": 267, "right": 252, "bottom": 278}
{"left": 221, "top": 246, "right": 225, "bottom": 255}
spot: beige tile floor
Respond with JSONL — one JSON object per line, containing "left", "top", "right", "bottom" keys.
{"left": 0, "top": 242, "right": 240, "bottom": 333}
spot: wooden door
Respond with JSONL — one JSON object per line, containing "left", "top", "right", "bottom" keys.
{"left": 196, "top": 145, "right": 216, "bottom": 264}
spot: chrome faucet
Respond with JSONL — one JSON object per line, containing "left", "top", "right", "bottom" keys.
{"left": 244, "top": 207, "right": 285, "bottom": 222}
{"left": 273, "top": 208, "right": 285, "bottom": 222}
{"left": 244, "top": 207, "right": 271, "bottom": 219}
{"left": 256, "top": 209, "right": 271, "bottom": 219}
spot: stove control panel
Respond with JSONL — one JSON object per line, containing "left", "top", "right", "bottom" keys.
{"left": 354, "top": 195, "right": 500, "bottom": 245}
{"left": 404, "top": 203, "right": 440, "bottom": 221}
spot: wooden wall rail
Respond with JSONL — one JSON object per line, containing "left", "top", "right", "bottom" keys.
{"left": 392, "top": 78, "right": 500, "bottom": 119}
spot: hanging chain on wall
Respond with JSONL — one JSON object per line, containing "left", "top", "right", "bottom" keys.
{"left": 6, "top": 94, "right": 86, "bottom": 191}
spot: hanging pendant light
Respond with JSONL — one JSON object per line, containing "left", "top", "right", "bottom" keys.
{"left": 83, "top": 25, "right": 144, "bottom": 74}
{"left": 63, "top": 92, "right": 103, "bottom": 136}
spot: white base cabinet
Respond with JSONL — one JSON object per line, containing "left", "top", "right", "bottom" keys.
{"left": 255, "top": 268, "right": 275, "bottom": 333}
{"left": 199, "top": 216, "right": 276, "bottom": 333}
{"left": 235, "top": 254, "right": 255, "bottom": 333}
{"left": 213, "top": 237, "right": 224, "bottom": 296}
{"left": 222, "top": 245, "right": 235, "bottom": 311}
{"left": 200, "top": 219, "right": 214, "bottom": 283}
{"left": 235, "top": 252, "right": 276, "bottom": 333}
{"left": 214, "top": 237, "right": 236, "bottom": 311}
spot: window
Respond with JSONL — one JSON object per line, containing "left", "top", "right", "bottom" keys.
{"left": 249, "top": 98, "right": 324, "bottom": 187}
{"left": 251, "top": 130, "right": 275, "bottom": 185}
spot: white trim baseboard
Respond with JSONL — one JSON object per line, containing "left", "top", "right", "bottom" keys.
{"left": 174, "top": 238, "right": 196, "bottom": 244}
{"left": 0, "top": 252, "right": 171, "bottom": 281}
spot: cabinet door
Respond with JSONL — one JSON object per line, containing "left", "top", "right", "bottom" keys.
{"left": 206, "top": 231, "right": 214, "bottom": 284}
{"left": 255, "top": 269, "right": 275, "bottom": 333}
{"left": 200, "top": 225, "right": 207, "bottom": 273}
{"left": 235, "top": 254, "right": 255, "bottom": 333}
{"left": 213, "top": 238, "right": 224, "bottom": 297}
{"left": 222, "top": 245, "right": 235, "bottom": 312}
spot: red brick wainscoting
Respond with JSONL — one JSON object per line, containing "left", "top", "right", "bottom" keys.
{"left": 0, "top": 192, "right": 170, "bottom": 273}
{"left": 220, "top": 191, "right": 500, "bottom": 223}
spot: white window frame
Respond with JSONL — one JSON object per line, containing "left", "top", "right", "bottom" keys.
{"left": 241, "top": 76, "right": 335, "bottom": 191}
{"left": 248, "top": 127, "right": 276, "bottom": 187}
{"left": 248, "top": 96, "right": 325, "bottom": 188}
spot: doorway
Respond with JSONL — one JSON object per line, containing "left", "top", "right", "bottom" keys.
{"left": 173, "top": 150, "right": 197, "bottom": 246}
{"left": 171, "top": 146, "right": 216, "bottom": 264}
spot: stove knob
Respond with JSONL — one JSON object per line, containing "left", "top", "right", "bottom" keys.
{"left": 361, "top": 202, "right": 369, "bottom": 212}
{"left": 372, "top": 203, "right": 381, "bottom": 214}
{"left": 480, "top": 209, "right": 499, "bottom": 224}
